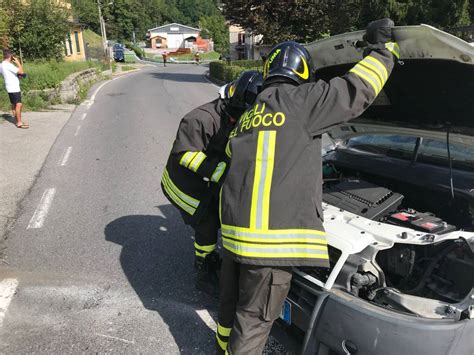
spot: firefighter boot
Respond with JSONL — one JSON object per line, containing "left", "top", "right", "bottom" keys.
{"left": 195, "top": 251, "right": 221, "bottom": 297}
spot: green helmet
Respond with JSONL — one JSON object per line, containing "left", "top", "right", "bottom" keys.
{"left": 263, "top": 41, "right": 314, "bottom": 85}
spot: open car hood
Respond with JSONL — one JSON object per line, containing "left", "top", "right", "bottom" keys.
{"left": 305, "top": 25, "right": 474, "bottom": 140}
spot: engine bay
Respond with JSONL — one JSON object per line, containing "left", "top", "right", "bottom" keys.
{"left": 314, "top": 159, "right": 474, "bottom": 320}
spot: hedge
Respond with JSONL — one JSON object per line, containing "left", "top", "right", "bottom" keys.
{"left": 230, "top": 59, "right": 263, "bottom": 69}
{"left": 210, "top": 60, "right": 262, "bottom": 82}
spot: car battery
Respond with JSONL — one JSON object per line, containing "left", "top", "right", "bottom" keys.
{"left": 387, "top": 210, "right": 456, "bottom": 234}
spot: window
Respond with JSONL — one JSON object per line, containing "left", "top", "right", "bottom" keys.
{"left": 65, "top": 32, "right": 73, "bottom": 56}
{"left": 346, "top": 135, "right": 417, "bottom": 158}
{"left": 345, "top": 134, "right": 474, "bottom": 170}
{"left": 74, "top": 31, "right": 81, "bottom": 53}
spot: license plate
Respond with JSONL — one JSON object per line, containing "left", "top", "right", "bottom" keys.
{"left": 280, "top": 299, "right": 291, "bottom": 325}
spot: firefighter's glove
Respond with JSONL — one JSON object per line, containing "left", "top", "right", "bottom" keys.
{"left": 364, "top": 18, "right": 394, "bottom": 45}
{"left": 210, "top": 162, "right": 226, "bottom": 183}
{"left": 363, "top": 18, "right": 400, "bottom": 60}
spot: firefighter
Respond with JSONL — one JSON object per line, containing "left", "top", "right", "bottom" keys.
{"left": 216, "top": 18, "right": 400, "bottom": 353}
{"left": 160, "top": 70, "right": 263, "bottom": 296}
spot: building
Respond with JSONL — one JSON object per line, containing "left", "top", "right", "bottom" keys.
{"left": 64, "top": 20, "right": 86, "bottom": 61}
{"left": 229, "top": 24, "right": 269, "bottom": 61}
{"left": 61, "top": 0, "right": 86, "bottom": 61}
{"left": 147, "top": 23, "right": 201, "bottom": 50}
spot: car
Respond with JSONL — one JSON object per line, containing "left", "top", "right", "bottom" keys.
{"left": 283, "top": 25, "right": 474, "bottom": 355}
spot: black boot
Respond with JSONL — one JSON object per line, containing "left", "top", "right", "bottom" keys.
{"left": 195, "top": 251, "right": 222, "bottom": 297}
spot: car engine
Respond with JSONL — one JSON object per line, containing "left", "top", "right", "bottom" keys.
{"left": 319, "top": 166, "right": 474, "bottom": 320}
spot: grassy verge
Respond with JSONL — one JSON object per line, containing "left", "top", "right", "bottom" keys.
{"left": 146, "top": 51, "right": 221, "bottom": 62}
{"left": 0, "top": 60, "right": 106, "bottom": 111}
{"left": 120, "top": 65, "right": 136, "bottom": 71}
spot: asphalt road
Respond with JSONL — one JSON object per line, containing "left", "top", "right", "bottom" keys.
{"left": 0, "top": 64, "right": 299, "bottom": 353}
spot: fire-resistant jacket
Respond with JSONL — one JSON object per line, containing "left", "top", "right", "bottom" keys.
{"left": 161, "top": 99, "right": 231, "bottom": 224}
{"left": 220, "top": 45, "right": 399, "bottom": 267}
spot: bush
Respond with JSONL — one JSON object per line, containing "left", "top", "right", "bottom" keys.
{"left": 230, "top": 59, "right": 263, "bottom": 69}
{"left": 210, "top": 60, "right": 262, "bottom": 82}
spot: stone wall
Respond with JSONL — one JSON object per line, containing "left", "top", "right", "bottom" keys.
{"left": 59, "top": 68, "right": 100, "bottom": 103}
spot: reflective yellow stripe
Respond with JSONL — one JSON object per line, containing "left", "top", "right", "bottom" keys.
{"left": 194, "top": 242, "right": 216, "bottom": 253}
{"left": 224, "top": 238, "right": 327, "bottom": 251}
{"left": 195, "top": 250, "right": 208, "bottom": 257}
{"left": 161, "top": 174, "right": 196, "bottom": 215}
{"left": 211, "top": 162, "right": 226, "bottom": 183}
{"left": 385, "top": 41, "right": 400, "bottom": 59}
{"left": 217, "top": 324, "right": 232, "bottom": 337}
{"left": 350, "top": 66, "right": 381, "bottom": 95}
{"left": 250, "top": 131, "right": 276, "bottom": 229}
{"left": 216, "top": 334, "right": 227, "bottom": 351}
{"left": 225, "top": 141, "right": 232, "bottom": 158}
{"left": 261, "top": 131, "right": 276, "bottom": 229}
{"left": 223, "top": 239, "right": 329, "bottom": 259}
{"left": 250, "top": 131, "right": 265, "bottom": 229}
{"left": 222, "top": 224, "right": 326, "bottom": 237}
{"left": 188, "top": 152, "right": 207, "bottom": 172}
{"left": 364, "top": 55, "right": 388, "bottom": 81}
{"left": 163, "top": 169, "right": 199, "bottom": 208}
{"left": 179, "top": 152, "right": 197, "bottom": 168}
{"left": 359, "top": 62, "right": 383, "bottom": 88}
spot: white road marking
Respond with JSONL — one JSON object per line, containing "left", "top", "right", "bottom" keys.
{"left": 59, "top": 146, "right": 73, "bottom": 166}
{"left": 27, "top": 188, "right": 56, "bottom": 229}
{"left": 80, "top": 113, "right": 87, "bottom": 121}
{"left": 195, "top": 309, "right": 217, "bottom": 332}
{"left": 0, "top": 278, "right": 18, "bottom": 327}
{"left": 74, "top": 125, "right": 81, "bottom": 137}
{"left": 96, "top": 333, "right": 135, "bottom": 344}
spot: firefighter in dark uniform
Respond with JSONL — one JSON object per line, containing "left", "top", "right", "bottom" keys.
{"left": 161, "top": 70, "right": 263, "bottom": 295}
{"left": 216, "top": 19, "right": 400, "bottom": 353}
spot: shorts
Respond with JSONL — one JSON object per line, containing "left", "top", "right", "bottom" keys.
{"left": 8, "top": 92, "right": 22, "bottom": 105}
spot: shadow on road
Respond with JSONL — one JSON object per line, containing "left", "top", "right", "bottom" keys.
{"left": 146, "top": 72, "right": 209, "bottom": 84}
{"left": 105, "top": 205, "right": 218, "bottom": 354}
{"left": 0, "top": 113, "right": 16, "bottom": 125}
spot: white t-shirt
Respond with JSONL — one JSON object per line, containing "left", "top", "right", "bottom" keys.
{"left": 0, "top": 60, "right": 20, "bottom": 93}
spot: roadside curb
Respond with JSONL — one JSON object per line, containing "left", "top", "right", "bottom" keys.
{"left": 204, "top": 73, "right": 226, "bottom": 87}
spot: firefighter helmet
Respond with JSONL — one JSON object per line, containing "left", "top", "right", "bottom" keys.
{"left": 223, "top": 70, "right": 263, "bottom": 111}
{"left": 263, "top": 41, "right": 314, "bottom": 85}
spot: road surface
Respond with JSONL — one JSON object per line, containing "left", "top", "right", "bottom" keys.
{"left": 0, "top": 64, "right": 298, "bottom": 353}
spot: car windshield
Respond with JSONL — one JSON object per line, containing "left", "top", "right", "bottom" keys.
{"left": 346, "top": 134, "right": 474, "bottom": 170}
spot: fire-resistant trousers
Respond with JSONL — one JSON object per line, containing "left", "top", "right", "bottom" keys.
{"left": 216, "top": 250, "right": 292, "bottom": 354}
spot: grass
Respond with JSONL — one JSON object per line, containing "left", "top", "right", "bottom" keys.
{"left": 148, "top": 51, "right": 221, "bottom": 62}
{"left": 83, "top": 29, "right": 103, "bottom": 48}
{"left": 120, "top": 65, "right": 135, "bottom": 71}
{"left": 0, "top": 60, "right": 105, "bottom": 111}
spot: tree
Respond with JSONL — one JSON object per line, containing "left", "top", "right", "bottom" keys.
{"left": 221, "top": 0, "right": 473, "bottom": 45}
{"left": 0, "top": 0, "right": 69, "bottom": 60}
{"left": 220, "top": 0, "right": 360, "bottom": 44}
{"left": 15, "top": 0, "right": 69, "bottom": 60}
{"left": 71, "top": 0, "right": 100, "bottom": 34}
{"left": 357, "top": 0, "right": 471, "bottom": 29}
{"left": 199, "top": 14, "right": 229, "bottom": 53}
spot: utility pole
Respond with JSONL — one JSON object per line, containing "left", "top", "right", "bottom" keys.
{"left": 97, "top": 0, "right": 112, "bottom": 70}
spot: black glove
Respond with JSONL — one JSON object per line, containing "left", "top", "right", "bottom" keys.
{"left": 364, "top": 18, "right": 394, "bottom": 45}
{"left": 363, "top": 18, "right": 400, "bottom": 59}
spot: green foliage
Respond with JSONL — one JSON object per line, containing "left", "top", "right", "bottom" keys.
{"left": 83, "top": 29, "right": 103, "bottom": 48}
{"left": 1, "top": 0, "right": 70, "bottom": 60}
{"left": 199, "top": 14, "right": 229, "bottom": 54}
{"left": 71, "top": 0, "right": 223, "bottom": 42}
{"left": 230, "top": 60, "right": 263, "bottom": 69}
{"left": 221, "top": 0, "right": 473, "bottom": 44}
{"left": 210, "top": 61, "right": 261, "bottom": 82}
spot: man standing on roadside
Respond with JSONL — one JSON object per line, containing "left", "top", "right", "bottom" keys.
{"left": 0, "top": 49, "right": 27, "bottom": 129}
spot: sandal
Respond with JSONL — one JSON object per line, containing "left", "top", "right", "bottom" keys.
{"left": 16, "top": 123, "right": 29, "bottom": 129}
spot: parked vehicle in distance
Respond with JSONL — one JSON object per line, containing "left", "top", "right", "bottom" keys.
{"left": 283, "top": 25, "right": 474, "bottom": 355}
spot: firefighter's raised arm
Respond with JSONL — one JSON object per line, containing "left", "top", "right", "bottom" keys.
{"left": 293, "top": 18, "right": 400, "bottom": 135}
